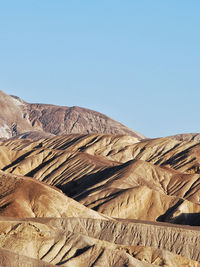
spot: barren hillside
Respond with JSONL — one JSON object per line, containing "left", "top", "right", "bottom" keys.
{"left": 0, "top": 90, "right": 200, "bottom": 266}
{"left": 0, "top": 133, "right": 200, "bottom": 265}
{"left": 0, "top": 90, "right": 144, "bottom": 140}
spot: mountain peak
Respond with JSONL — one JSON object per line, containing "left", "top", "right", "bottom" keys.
{"left": 0, "top": 90, "right": 145, "bottom": 140}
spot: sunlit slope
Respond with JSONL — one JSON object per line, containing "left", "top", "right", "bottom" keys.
{"left": 1, "top": 133, "right": 200, "bottom": 265}
{"left": 0, "top": 170, "right": 106, "bottom": 220}
{"left": 1, "top": 134, "right": 200, "bottom": 225}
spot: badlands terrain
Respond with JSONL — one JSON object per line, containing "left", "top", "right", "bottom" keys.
{"left": 0, "top": 90, "right": 200, "bottom": 266}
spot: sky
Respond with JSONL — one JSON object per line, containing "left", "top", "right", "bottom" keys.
{"left": 0, "top": 0, "right": 200, "bottom": 138}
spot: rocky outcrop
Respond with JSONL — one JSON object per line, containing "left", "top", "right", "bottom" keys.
{"left": 0, "top": 91, "right": 33, "bottom": 138}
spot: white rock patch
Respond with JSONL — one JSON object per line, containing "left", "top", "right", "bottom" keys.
{"left": 10, "top": 96, "right": 25, "bottom": 107}
{"left": 0, "top": 124, "right": 11, "bottom": 138}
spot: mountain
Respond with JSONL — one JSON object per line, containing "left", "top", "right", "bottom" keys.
{"left": 1, "top": 133, "right": 200, "bottom": 265}
{"left": 0, "top": 90, "right": 144, "bottom": 140}
{"left": 1, "top": 133, "right": 200, "bottom": 225}
{"left": 1, "top": 89, "right": 200, "bottom": 266}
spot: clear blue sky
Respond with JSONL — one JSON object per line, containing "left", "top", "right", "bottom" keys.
{"left": 0, "top": 0, "right": 200, "bottom": 138}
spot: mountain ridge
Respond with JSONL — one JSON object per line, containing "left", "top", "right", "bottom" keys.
{"left": 1, "top": 89, "right": 200, "bottom": 266}
{"left": 0, "top": 90, "right": 144, "bottom": 140}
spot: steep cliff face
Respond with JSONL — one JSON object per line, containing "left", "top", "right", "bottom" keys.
{"left": 0, "top": 90, "right": 144, "bottom": 140}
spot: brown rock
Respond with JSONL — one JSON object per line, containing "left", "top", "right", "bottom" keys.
{"left": 0, "top": 90, "right": 144, "bottom": 140}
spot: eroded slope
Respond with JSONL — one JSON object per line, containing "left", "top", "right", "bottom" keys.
{"left": 1, "top": 134, "right": 200, "bottom": 225}
{"left": 0, "top": 217, "right": 199, "bottom": 266}
{"left": 0, "top": 133, "right": 200, "bottom": 265}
